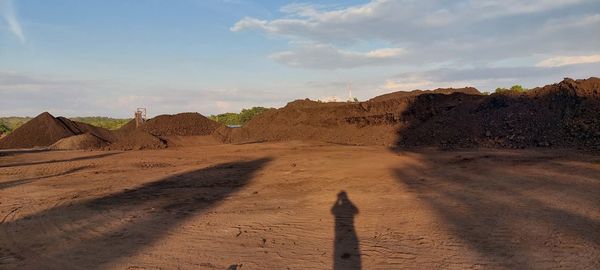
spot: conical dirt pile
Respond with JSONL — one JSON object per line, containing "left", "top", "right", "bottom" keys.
{"left": 0, "top": 112, "right": 79, "bottom": 149}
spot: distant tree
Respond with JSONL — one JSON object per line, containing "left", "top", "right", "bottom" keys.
{"left": 494, "top": 87, "right": 509, "bottom": 93}
{"left": 494, "top": 85, "right": 528, "bottom": 94}
{"left": 0, "top": 123, "right": 10, "bottom": 134}
{"left": 210, "top": 107, "right": 272, "bottom": 126}
{"left": 70, "top": 117, "right": 131, "bottom": 130}
{"left": 240, "top": 107, "right": 271, "bottom": 124}
{"left": 353, "top": 97, "right": 359, "bottom": 102}
{"left": 0, "top": 117, "right": 31, "bottom": 131}
{"left": 209, "top": 112, "right": 240, "bottom": 126}
{"left": 510, "top": 85, "right": 527, "bottom": 92}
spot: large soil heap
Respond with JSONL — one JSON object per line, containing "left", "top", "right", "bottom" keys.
{"left": 0, "top": 112, "right": 115, "bottom": 149}
{"left": 109, "top": 112, "right": 222, "bottom": 150}
{"left": 107, "top": 129, "right": 167, "bottom": 151}
{"left": 221, "top": 78, "right": 600, "bottom": 150}
{"left": 218, "top": 87, "right": 483, "bottom": 146}
{"left": 397, "top": 77, "right": 600, "bottom": 149}
{"left": 142, "top": 112, "right": 221, "bottom": 136}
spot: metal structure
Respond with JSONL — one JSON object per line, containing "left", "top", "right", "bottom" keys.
{"left": 347, "top": 83, "right": 353, "bottom": 102}
{"left": 135, "top": 108, "right": 147, "bottom": 128}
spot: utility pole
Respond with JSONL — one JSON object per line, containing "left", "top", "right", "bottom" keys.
{"left": 347, "top": 83, "right": 353, "bottom": 102}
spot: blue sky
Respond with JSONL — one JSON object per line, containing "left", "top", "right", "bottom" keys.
{"left": 1, "top": 0, "right": 599, "bottom": 117}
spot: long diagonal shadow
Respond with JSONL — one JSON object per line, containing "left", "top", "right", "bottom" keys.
{"left": 1, "top": 157, "right": 272, "bottom": 269}
{"left": 332, "top": 191, "right": 361, "bottom": 270}
{"left": 392, "top": 153, "right": 600, "bottom": 269}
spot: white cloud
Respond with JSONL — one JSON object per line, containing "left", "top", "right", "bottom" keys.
{"left": 366, "top": 48, "right": 404, "bottom": 58}
{"left": 0, "top": 0, "right": 25, "bottom": 42}
{"left": 0, "top": 71, "right": 289, "bottom": 117}
{"left": 232, "top": 0, "right": 590, "bottom": 42}
{"left": 233, "top": 0, "right": 599, "bottom": 70}
{"left": 536, "top": 55, "right": 600, "bottom": 67}
{"left": 269, "top": 43, "right": 405, "bottom": 69}
{"left": 230, "top": 17, "right": 267, "bottom": 32}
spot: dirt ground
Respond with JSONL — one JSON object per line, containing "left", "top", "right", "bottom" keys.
{"left": 1, "top": 141, "right": 599, "bottom": 269}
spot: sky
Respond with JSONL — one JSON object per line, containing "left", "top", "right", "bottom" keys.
{"left": 0, "top": 0, "right": 599, "bottom": 118}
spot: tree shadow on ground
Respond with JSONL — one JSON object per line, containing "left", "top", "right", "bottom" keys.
{"left": 331, "top": 191, "right": 361, "bottom": 270}
{"left": 392, "top": 151, "right": 600, "bottom": 269}
{"left": 1, "top": 157, "right": 272, "bottom": 269}
{"left": 0, "top": 152, "right": 120, "bottom": 168}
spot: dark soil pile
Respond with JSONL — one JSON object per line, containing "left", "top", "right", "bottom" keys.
{"left": 397, "top": 77, "right": 600, "bottom": 149}
{"left": 0, "top": 112, "right": 117, "bottom": 150}
{"left": 369, "top": 87, "right": 480, "bottom": 102}
{"left": 108, "top": 112, "right": 220, "bottom": 150}
{"left": 221, "top": 78, "right": 600, "bottom": 150}
{"left": 50, "top": 133, "right": 110, "bottom": 150}
{"left": 219, "top": 87, "right": 480, "bottom": 146}
{"left": 0, "top": 113, "right": 91, "bottom": 149}
{"left": 142, "top": 112, "right": 222, "bottom": 136}
{"left": 107, "top": 129, "right": 167, "bottom": 151}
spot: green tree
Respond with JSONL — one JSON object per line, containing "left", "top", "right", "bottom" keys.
{"left": 210, "top": 107, "right": 272, "bottom": 126}
{"left": 0, "top": 123, "right": 11, "bottom": 134}
{"left": 494, "top": 85, "right": 528, "bottom": 94}
{"left": 240, "top": 107, "right": 271, "bottom": 124}
{"left": 510, "top": 85, "right": 527, "bottom": 92}
{"left": 70, "top": 117, "right": 131, "bottom": 130}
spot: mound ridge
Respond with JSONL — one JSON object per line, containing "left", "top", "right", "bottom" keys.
{"left": 397, "top": 77, "right": 600, "bottom": 149}
{"left": 108, "top": 112, "right": 221, "bottom": 150}
{"left": 143, "top": 112, "right": 222, "bottom": 136}
{"left": 2, "top": 78, "right": 598, "bottom": 151}
{"left": 220, "top": 78, "right": 600, "bottom": 150}
{"left": 220, "top": 87, "right": 481, "bottom": 146}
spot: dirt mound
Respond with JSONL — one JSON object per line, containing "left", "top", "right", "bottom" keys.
{"left": 50, "top": 133, "right": 110, "bottom": 150}
{"left": 107, "top": 129, "right": 167, "bottom": 151}
{"left": 396, "top": 77, "right": 600, "bottom": 149}
{"left": 0, "top": 112, "right": 117, "bottom": 150}
{"left": 109, "top": 112, "right": 221, "bottom": 150}
{"left": 0, "top": 112, "right": 79, "bottom": 149}
{"left": 219, "top": 87, "right": 481, "bottom": 146}
{"left": 220, "top": 78, "right": 600, "bottom": 150}
{"left": 369, "top": 87, "right": 481, "bottom": 102}
{"left": 142, "top": 112, "right": 222, "bottom": 136}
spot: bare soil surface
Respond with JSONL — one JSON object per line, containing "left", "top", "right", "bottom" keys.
{"left": 0, "top": 142, "right": 599, "bottom": 269}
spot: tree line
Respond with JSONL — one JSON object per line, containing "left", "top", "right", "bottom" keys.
{"left": 209, "top": 107, "right": 272, "bottom": 126}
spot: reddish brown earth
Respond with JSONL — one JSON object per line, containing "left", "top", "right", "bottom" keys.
{"left": 0, "top": 142, "right": 599, "bottom": 269}
{"left": 0, "top": 78, "right": 599, "bottom": 269}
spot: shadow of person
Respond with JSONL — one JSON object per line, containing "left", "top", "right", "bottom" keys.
{"left": 331, "top": 191, "right": 361, "bottom": 270}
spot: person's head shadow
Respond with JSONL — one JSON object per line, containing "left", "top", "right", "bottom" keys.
{"left": 331, "top": 191, "right": 361, "bottom": 270}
